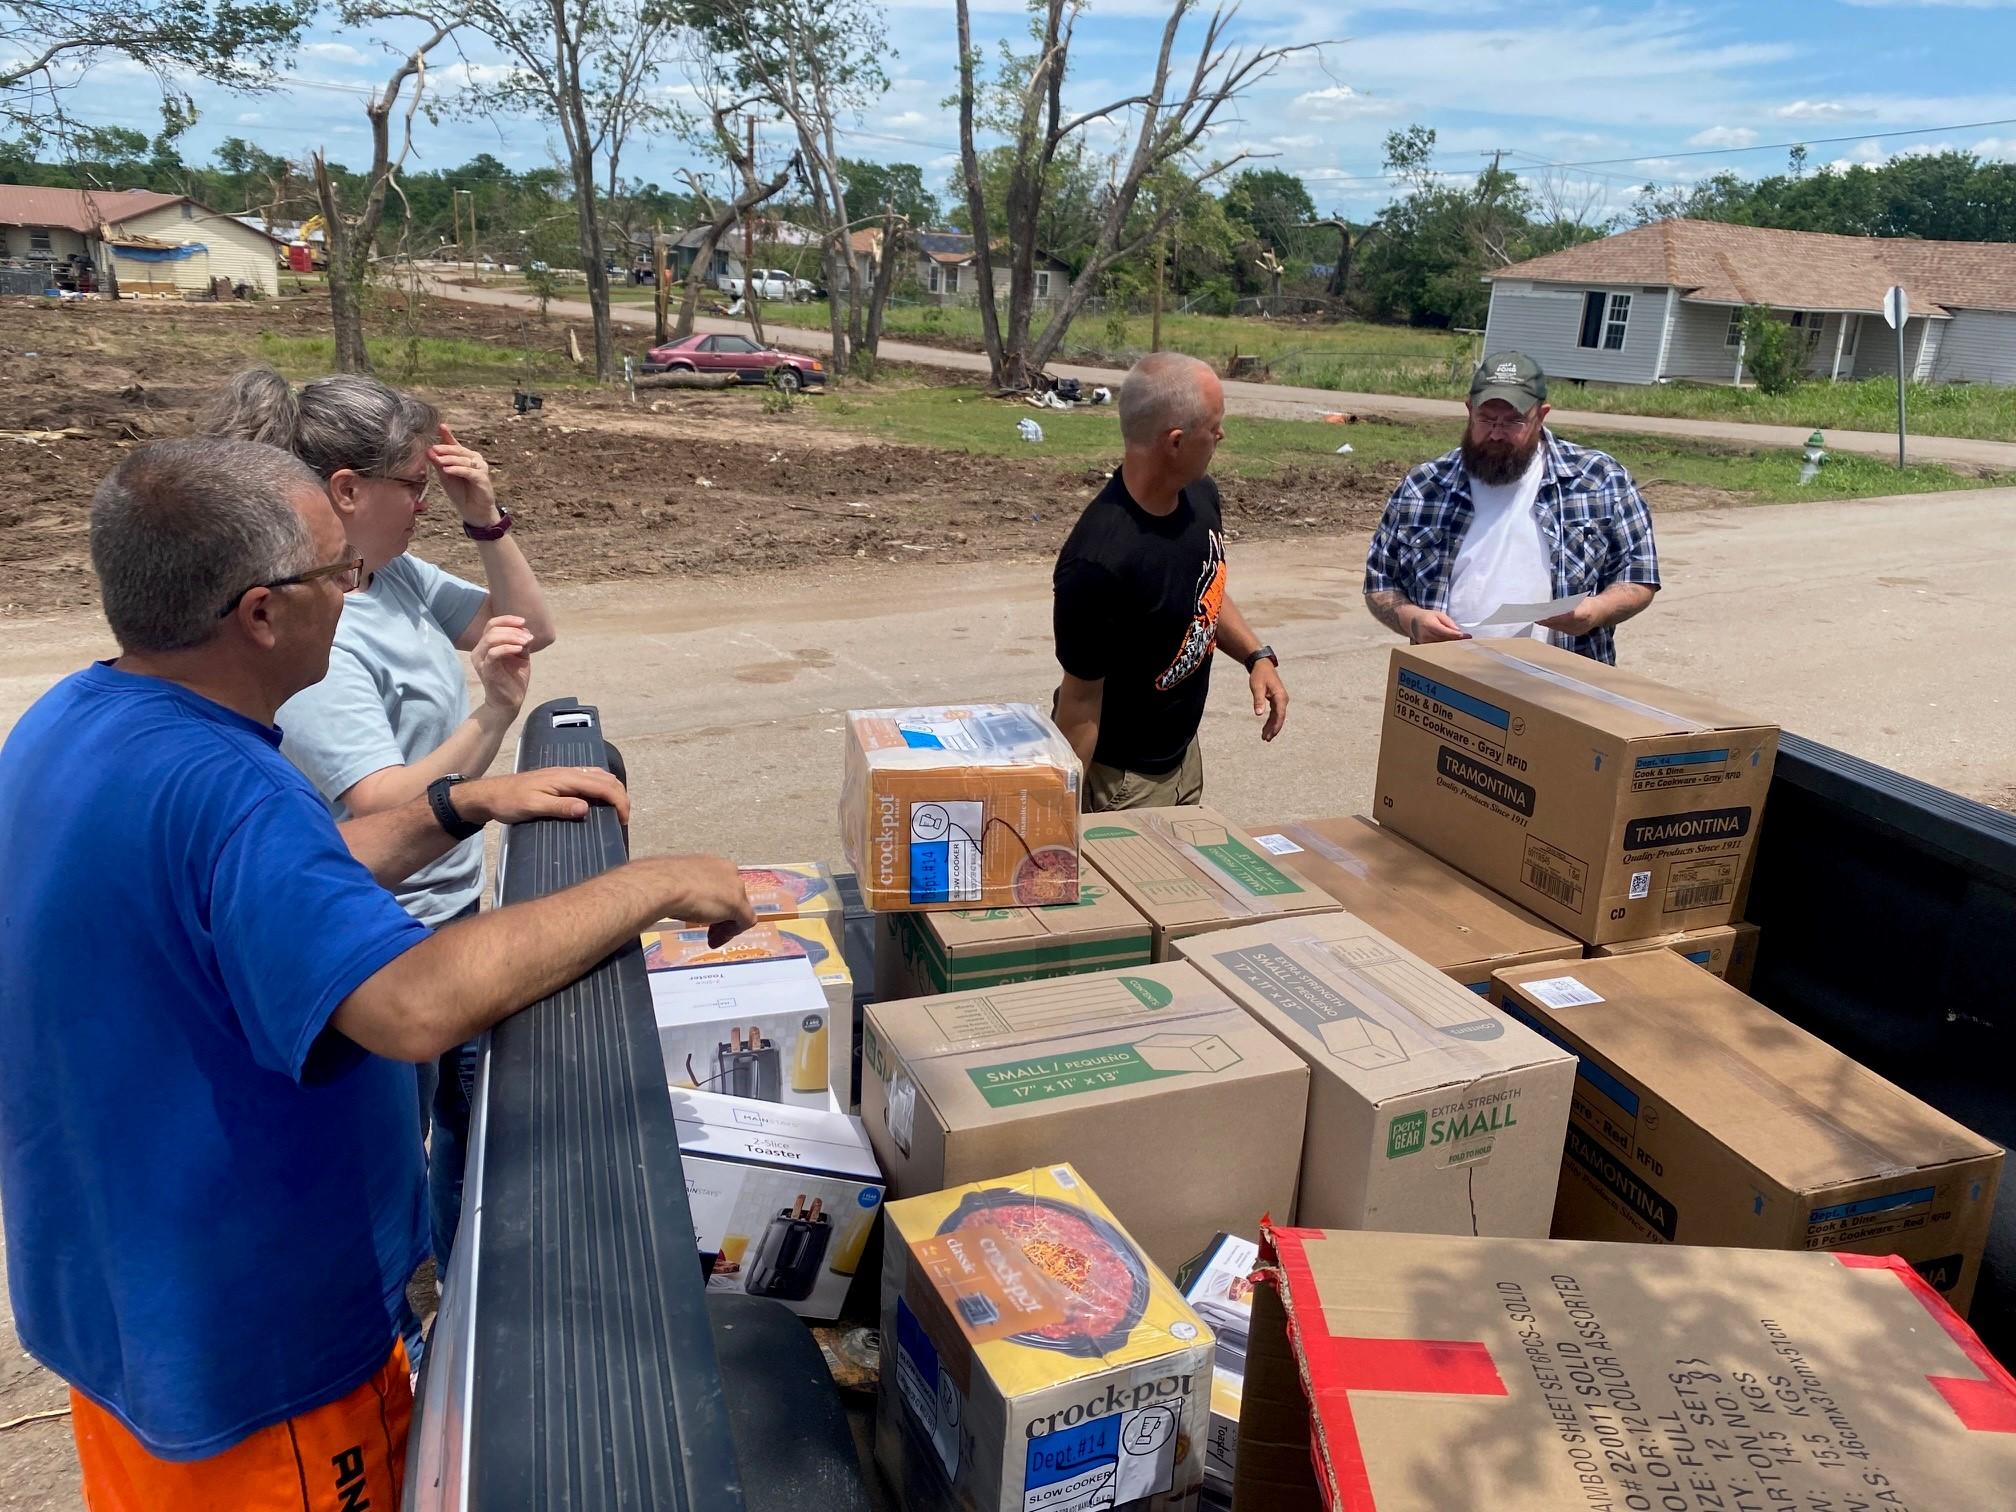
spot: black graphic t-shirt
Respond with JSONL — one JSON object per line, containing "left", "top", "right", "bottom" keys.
{"left": 1053, "top": 469, "right": 1227, "bottom": 774}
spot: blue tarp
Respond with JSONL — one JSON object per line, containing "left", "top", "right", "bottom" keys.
{"left": 112, "top": 243, "right": 207, "bottom": 262}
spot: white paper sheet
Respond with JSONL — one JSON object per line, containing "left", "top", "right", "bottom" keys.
{"left": 1462, "top": 591, "right": 1587, "bottom": 629}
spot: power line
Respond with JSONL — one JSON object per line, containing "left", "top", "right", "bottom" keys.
{"left": 1482, "top": 115, "right": 2016, "bottom": 173}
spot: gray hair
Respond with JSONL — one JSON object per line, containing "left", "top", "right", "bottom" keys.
{"left": 90, "top": 438, "right": 323, "bottom": 653}
{"left": 200, "top": 367, "right": 440, "bottom": 480}
{"left": 1118, "top": 351, "right": 1216, "bottom": 446}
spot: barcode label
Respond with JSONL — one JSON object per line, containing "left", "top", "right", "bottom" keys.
{"left": 1525, "top": 865, "right": 1579, "bottom": 905}
{"left": 957, "top": 1292, "right": 1001, "bottom": 1329}
{"left": 1523, "top": 976, "right": 1605, "bottom": 1010}
{"left": 1253, "top": 832, "right": 1304, "bottom": 855}
{"left": 1669, "top": 882, "right": 1728, "bottom": 910}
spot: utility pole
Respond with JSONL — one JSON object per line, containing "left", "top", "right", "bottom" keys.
{"left": 1151, "top": 232, "right": 1165, "bottom": 352}
{"left": 654, "top": 220, "right": 669, "bottom": 344}
{"left": 743, "top": 113, "right": 759, "bottom": 333}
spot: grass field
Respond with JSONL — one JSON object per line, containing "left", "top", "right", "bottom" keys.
{"left": 812, "top": 383, "right": 2008, "bottom": 505}
{"left": 573, "top": 280, "right": 2016, "bottom": 443}
{"left": 255, "top": 331, "right": 589, "bottom": 387}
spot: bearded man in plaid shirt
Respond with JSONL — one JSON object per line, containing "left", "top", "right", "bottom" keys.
{"left": 1363, "top": 351, "right": 1660, "bottom": 664}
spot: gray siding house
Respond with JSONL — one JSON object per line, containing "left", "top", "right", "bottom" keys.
{"left": 1482, "top": 219, "right": 2016, "bottom": 387}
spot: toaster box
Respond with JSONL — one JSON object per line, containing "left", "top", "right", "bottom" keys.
{"left": 670, "top": 1087, "right": 883, "bottom": 1321}
{"left": 645, "top": 919, "right": 853, "bottom": 1108}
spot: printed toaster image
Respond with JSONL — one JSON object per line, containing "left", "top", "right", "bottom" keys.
{"left": 743, "top": 1195, "right": 833, "bottom": 1302}
{"left": 712, "top": 1026, "right": 782, "bottom": 1103}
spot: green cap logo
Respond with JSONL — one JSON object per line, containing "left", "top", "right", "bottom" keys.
{"left": 1386, "top": 1110, "right": 1427, "bottom": 1159}
{"left": 1117, "top": 975, "right": 1174, "bottom": 1010}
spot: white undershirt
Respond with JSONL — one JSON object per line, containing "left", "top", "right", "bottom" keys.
{"left": 1448, "top": 450, "right": 1551, "bottom": 641}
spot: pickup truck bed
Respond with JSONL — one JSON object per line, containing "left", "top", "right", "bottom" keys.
{"left": 422, "top": 711, "right": 2016, "bottom": 1508}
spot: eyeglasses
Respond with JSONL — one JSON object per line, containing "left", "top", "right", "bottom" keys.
{"left": 1470, "top": 409, "right": 1536, "bottom": 438}
{"left": 374, "top": 470, "right": 431, "bottom": 500}
{"left": 215, "top": 556, "right": 365, "bottom": 619}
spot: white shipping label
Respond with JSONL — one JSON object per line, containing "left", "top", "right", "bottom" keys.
{"left": 1629, "top": 870, "right": 1652, "bottom": 900}
{"left": 910, "top": 800, "right": 984, "bottom": 905}
{"left": 886, "top": 1069, "right": 918, "bottom": 1157}
{"left": 1252, "top": 832, "right": 1304, "bottom": 855}
{"left": 1522, "top": 975, "right": 1606, "bottom": 1010}
{"left": 1023, "top": 1402, "right": 1181, "bottom": 1512}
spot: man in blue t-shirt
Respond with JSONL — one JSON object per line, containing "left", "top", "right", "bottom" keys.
{"left": 0, "top": 437, "right": 755, "bottom": 1510}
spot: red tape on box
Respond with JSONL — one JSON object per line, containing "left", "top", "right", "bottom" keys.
{"left": 1835, "top": 1253, "right": 2016, "bottom": 1433}
{"left": 1268, "top": 1224, "right": 1508, "bottom": 1510}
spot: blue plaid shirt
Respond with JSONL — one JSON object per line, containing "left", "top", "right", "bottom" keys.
{"left": 1363, "top": 430, "right": 1660, "bottom": 665}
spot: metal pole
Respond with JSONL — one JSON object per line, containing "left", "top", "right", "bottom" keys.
{"left": 1896, "top": 319, "right": 1907, "bottom": 469}
{"left": 1151, "top": 232, "right": 1164, "bottom": 353}
{"left": 654, "top": 220, "right": 669, "bottom": 344}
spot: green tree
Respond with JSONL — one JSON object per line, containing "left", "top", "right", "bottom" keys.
{"left": 1222, "top": 167, "right": 1315, "bottom": 254}
{"left": 1738, "top": 306, "right": 1803, "bottom": 396}
{"left": 2, "top": 0, "right": 312, "bottom": 148}
{"left": 840, "top": 158, "right": 939, "bottom": 228}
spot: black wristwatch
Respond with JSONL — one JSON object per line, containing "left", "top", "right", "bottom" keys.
{"left": 427, "top": 774, "right": 483, "bottom": 841}
{"left": 1244, "top": 644, "right": 1279, "bottom": 673}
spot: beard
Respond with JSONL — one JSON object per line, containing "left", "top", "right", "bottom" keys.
{"left": 1461, "top": 423, "right": 1544, "bottom": 486}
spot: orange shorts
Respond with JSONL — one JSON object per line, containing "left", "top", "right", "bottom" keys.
{"left": 70, "top": 1340, "right": 412, "bottom": 1512}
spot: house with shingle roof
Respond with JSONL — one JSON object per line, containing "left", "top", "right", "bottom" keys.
{"left": 0, "top": 184, "right": 281, "bottom": 297}
{"left": 1482, "top": 218, "right": 2016, "bottom": 387}
{"left": 912, "top": 230, "right": 1071, "bottom": 308}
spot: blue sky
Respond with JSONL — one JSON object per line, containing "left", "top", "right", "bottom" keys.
{"left": 45, "top": 0, "right": 2016, "bottom": 220}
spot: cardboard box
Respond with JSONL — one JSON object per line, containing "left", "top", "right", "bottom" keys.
{"left": 1494, "top": 949, "right": 2003, "bottom": 1310}
{"left": 1373, "top": 641, "right": 1779, "bottom": 945}
{"left": 1079, "top": 806, "right": 1342, "bottom": 960}
{"left": 1235, "top": 1223, "right": 2016, "bottom": 1512}
{"left": 1248, "top": 815, "right": 1581, "bottom": 993}
{"left": 670, "top": 1087, "right": 884, "bottom": 1321}
{"left": 876, "top": 1163, "right": 1213, "bottom": 1512}
{"left": 737, "top": 862, "right": 844, "bottom": 921}
{"left": 860, "top": 961, "right": 1308, "bottom": 1272}
{"left": 1179, "top": 1232, "right": 1259, "bottom": 1498}
{"left": 1593, "top": 919, "right": 1760, "bottom": 991}
{"left": 1175, "top": 915, "right": 1576, "bottom": 1238}
{"left": 645, "top": 920, "right": 851, "bottom": 1109}
{"left": 840, "top": 704, "right": 1083, "bottom": 912}
{"left": 874, "top": 856, "right": 1154, "bottom": 1001}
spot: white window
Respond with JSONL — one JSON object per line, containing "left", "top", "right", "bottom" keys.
{"left": 1790, "top": 310, "right": 1824, "bottom": 352}
{"left": 928, "top": 262, "right": 942, "bottom": 293}
{"left": 180, "top": 202, "right": 194, "bottom": 220}
{"left": 1725, "top": 308, "right": 1745, "bottom": 348}
{"left": 29, "top": 227, "right": 51, "bottom": 254}
{"left": 944, "top": 262, "right": 960, "bottom": 294}
{"left": 1578, "top": 290, "right": 1631, "bottom": 350}
{"left": 1602, "top": 292, "right": 1631, "bottom": 350}
{"left": 1036, "top": 269, "right": 1052, "bottom": 298}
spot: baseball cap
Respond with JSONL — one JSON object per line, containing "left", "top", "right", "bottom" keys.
{"left": 1469, "top": 351, "right": 1548, "bottom": 413}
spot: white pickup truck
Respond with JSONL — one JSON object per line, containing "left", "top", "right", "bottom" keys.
{"left": 717, "top": 267, "right": 816, "bottom": 301}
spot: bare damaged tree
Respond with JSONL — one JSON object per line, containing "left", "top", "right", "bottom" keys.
{"left": 314, "top": 8, "right": 459, "bottom": 374}
{"left": 681, "top": 0, "right": 889, "bottom": 376}
{"left": 954, "top": 0, "right": 1334, "bottom": 389}
{"left": 860, "top": 206, "right": 907, "bottom": 360}
{"left": 458, "top": 0, "right": 678, "bottom": 379}
{"left": 671, "top": 108, "right": 793, "bottom": 339}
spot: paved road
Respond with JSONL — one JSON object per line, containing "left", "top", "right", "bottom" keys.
{"left": 423, "top": 277, "right": 2016, "bottom": 471}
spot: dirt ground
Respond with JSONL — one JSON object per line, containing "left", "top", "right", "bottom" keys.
{"left": 0, "top": 293, "right": 1414, "bottom": 621}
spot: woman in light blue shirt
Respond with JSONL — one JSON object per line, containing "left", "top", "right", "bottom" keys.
{"left": 205, "top": 368, "right": 557, "bottom": 1272}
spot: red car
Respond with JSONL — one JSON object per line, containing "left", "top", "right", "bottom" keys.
{"left": 641, "top": 333, "right": 825, "bottom": 389}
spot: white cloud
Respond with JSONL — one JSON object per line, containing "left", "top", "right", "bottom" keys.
{"left": 1686, "top": 125, "right": 1759, "bottom": 148}
{"left": 1975, "top": 136, "right": 2016, "bottom": 159}
{"left": 1293, "top": 85, "right": 1397, "bottom": 121}
{"left": 236, "top": 112, "right": 263, "bottom": 125}
{"left": 1775, "top": 100, "right": 1852, "bottom": 122}
{"left": 883, "top": 110, "right": 930, "bottom": 131}
{"left": 299, "top": 42, "right": 368, "bottom": 66}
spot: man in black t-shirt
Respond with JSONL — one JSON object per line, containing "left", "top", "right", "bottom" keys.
{"left": 1052, "top": 351, "right": 1288, "bottom": 811}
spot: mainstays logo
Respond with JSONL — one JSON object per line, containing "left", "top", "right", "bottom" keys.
{"left": 1436, "top": 745, "right": 1535, "bottom": 818}
{"left": 1623, "top": 806, "right": 1752, "bottom": 851}
{"left": 1565, "top": 1124, "right": 1677, "bottom": 1241}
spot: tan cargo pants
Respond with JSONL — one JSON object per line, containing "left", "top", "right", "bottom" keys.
{"left": 1084, "top": 739, "right": 1204, "bottom": 812}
